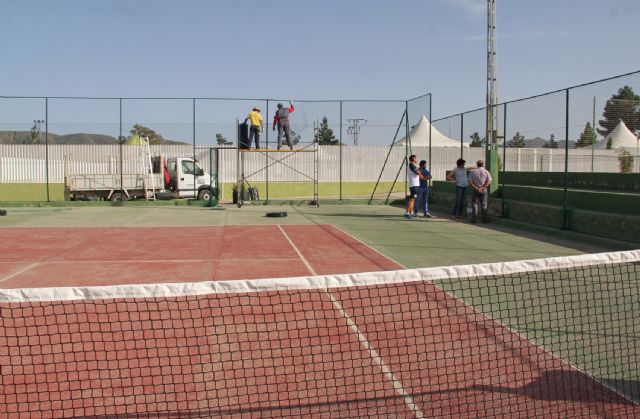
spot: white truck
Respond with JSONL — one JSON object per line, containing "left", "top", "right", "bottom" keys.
{"left": 65, "top": 156, "right": 217, "bottom": 202}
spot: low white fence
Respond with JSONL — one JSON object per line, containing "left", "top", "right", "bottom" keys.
{"left": 0, "top": 144, "right": 637, "bottom": 184}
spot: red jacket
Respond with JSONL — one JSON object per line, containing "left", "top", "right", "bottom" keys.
{"left": 273, "top": 105, "right": 295, "bottom": 127}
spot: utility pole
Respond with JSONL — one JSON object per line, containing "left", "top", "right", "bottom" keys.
{"left": 486, "top": 0, "right": 498, "bottom": 149}
{"left": 347, "top": 118, "right": 366, "bottom": 146}
{"left": 486, "top": 0, "right": 500, "bottom": 192}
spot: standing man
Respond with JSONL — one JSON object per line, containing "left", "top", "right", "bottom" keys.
{"left": 468, "top": 160, "right": 492, "bottom": 223}
{"left": 414, "top": 160, "right": 432, "bottom": 218}
{"left": 446, "top": 158, "right": 468, "bottom": 219}
{"left": 405, "top": 155, "right": 421, "bottom": 219}
{"left": 273, "top": 100, "right": 295, "bottom": 150}
{"left": 244, "top": 107, "right": 263, "bottom": 149}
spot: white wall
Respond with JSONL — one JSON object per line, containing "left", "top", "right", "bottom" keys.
{"left": 1, "top": 144, "right": 636, "bottom": 184}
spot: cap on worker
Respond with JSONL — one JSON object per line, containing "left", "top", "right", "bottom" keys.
{"left": 253, "top": 107, "right": 261, "bottom": 112}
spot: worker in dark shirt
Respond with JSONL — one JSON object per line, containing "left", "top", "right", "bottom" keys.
{"left": 413, "top": 160, "right": 432, "bottom": 218}
{"left": 273, "top": 100, "right": 295, "bottom": 150}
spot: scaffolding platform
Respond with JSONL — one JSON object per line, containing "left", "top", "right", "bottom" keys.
{"left": 235, "top": 121, "right": 319, "bottom": 208}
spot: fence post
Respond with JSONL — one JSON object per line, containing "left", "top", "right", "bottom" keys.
{"left": 460, "top": 112, "right": 464, "bottom": 159}
{"left": 501, "top": 103, "right": 507, "bottom": 217}
{"left": 563, "top": 89, "right": 570, "bottom": 230}
{"left": 193, "top": 98, "right": 196, "bottom": 199}
{"left": 119, "top": 98, "right": 123, "bottom": 194}
{"left": 45, "top": 97, "right": 50, "bottom": 202}
{"left": 266, "top": 99, "right": 269, "bottom": 202}
{"left": 339, "top": 100, "right": 343, "bottom": 201}
{"left": 428, "top": 94, "right": 432, "bottom": 171}
{"left": 405, "top": 101, "right": 409, "bottom": 196}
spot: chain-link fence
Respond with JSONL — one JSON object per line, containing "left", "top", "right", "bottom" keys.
{"left": 429, "top": 70, "right": 640, "bottom": 227}
{"left": 0, "top": 94, "right": 433, "bottom": 203}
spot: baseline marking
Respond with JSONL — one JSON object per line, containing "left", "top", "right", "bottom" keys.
{"left": 0, "top": 258, "right": 302, "bottom": 264}
{"left": 276, "top": 224, "right": 425, "bottom": 418}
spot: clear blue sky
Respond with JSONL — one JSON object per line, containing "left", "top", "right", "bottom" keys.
{"left": 1, "top": 0, "right": 639, "bottom": 144}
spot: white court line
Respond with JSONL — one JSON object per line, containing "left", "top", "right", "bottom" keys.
{"left": 276, "top": 224, "right": 425, "bottom": 418}
{"left": 0, "top": 262, "right": 40, "bottom": 284}
{"left": 327, "top": 225, "right": 406, "bottom": 269}
{"left": 0, "top": 258, "right": 302, "bottom": 264}
{"left": 276, "top": 225, "right": 317, "bottom": 276}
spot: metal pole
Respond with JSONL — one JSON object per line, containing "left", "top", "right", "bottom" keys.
{"left": 501, "top": 103, "right": 507, "bottom": 217}
{"left": 369, "top": 110, "right": 407, "bottom": 204}
{"left": 405, "top": 101, "right": 409, "bottom": 196}
{"left": 45, "top": 98, "right": 50, "bottom": 202}
{"left": 119, "top": 98, "right": 123, "bottom": 193}
{"left": 265, "top": 99, "right": 269, "bottom": 202}
{"left": 563, "top": 89, "right": 570, "bottom": 229}
{"left": 193, "top": 99, "right": 196, "bottom": 200}
{"left": 428, "top": 94, "right": 432, "bottom": 171}
{"left": 209, "top": 147, "right": 214, "bottom": 206}
{"left": 460, "top": 113, "right": 464, "bottom": 159}
{"left": 591, "top": 96, "right": 595, "bottom": 172}
{"left": 339, "top": 100, "right": 343, "bottom": 200}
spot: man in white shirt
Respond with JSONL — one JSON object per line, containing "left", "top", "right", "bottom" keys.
{"left": 468, "top": 160, "right": 492, "bottom": 223}
{"left": 405, "top": 155, "right": 422, "bottom": 219}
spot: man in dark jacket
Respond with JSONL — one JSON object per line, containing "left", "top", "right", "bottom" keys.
{"left": 273, "top": 100, "right": 295, "bottom": 150}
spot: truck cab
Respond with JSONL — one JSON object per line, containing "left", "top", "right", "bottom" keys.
{"left": 166, "top": 157, "right": 217, "bottom": 200}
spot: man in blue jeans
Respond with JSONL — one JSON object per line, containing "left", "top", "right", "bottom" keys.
{"left": 414, "top": 160, "right": 432, "bottom": 218}
{"left": 446, "top": 158, "right": 468, "bottom": 219}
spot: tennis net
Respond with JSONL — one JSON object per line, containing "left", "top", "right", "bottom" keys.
{"left": 1, "top": 250, "right": 639, "bottom": 418}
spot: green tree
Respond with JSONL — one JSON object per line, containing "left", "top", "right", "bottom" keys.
{"left": 130, "top": 123, "right": 164, "bottom": 144}
{"left": 543, "top": 134, "right": 558, "bottom": 149}
{"left": 314, "top": 117, "right": 339, "bottom": 145}
{"left": 576, "top": 122, "right": 597, "bottom": 148}
{"left": 28, "top": 120, "right": 44, "bottom": 144}
{"left": 468, "top": 131, "right": 486, "bottom": 147}
{"left": 618, "top": 150, "right": 634, "bottom": 173}
{"left": 215, "top": 133, "right": 232, "bottom": 146}
{"left": 598, "top": 85, "right": 640, "bottom": 137}
{"left": 508, "top": 132, "right": 525, "bottom": 148}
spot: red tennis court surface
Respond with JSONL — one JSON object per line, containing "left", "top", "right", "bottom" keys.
{"left": 0, "top": 225, "right": 399, "bottom": 288}
{"left": 1, "top": 225, "right": 638, "bottom": 417}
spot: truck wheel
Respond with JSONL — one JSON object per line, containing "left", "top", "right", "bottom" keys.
{"left": 110, "top": 192, "right": 127, "bottom": 202}
{"left": 197, "top": 189, "right": 212, "bottom": 201}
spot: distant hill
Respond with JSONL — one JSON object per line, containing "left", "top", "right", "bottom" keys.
{"left": 0, "top": 131, "right": 189, "bottom": 145}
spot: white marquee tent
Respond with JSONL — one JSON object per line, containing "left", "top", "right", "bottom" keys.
{"left": 596, "top": 120, "right": 639, "bottom": 150}
{"left": 397, "top": 115, "right": 461, "bottom": 147}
